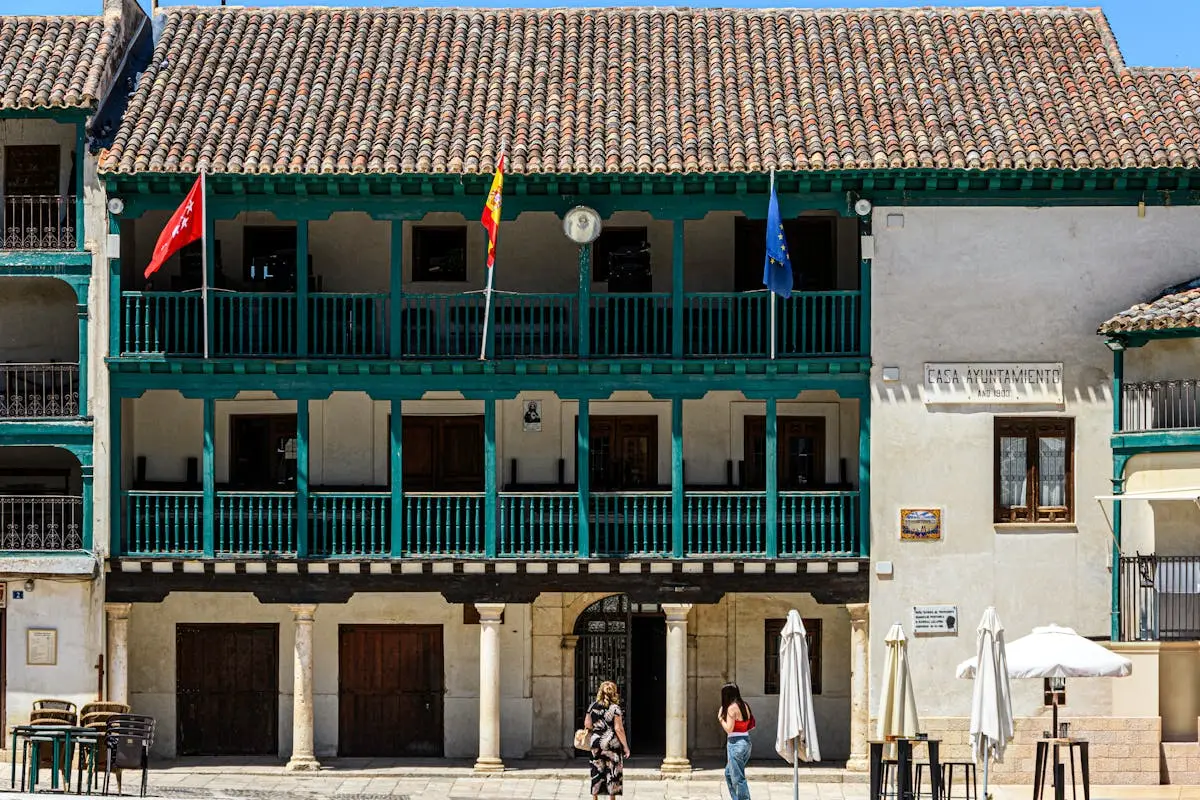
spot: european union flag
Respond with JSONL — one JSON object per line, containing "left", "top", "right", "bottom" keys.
{"left": 762, "top": 180, "right": 793, "bottom": 298}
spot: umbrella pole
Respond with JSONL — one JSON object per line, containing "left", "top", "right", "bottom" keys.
{"left": 983, "top": 753, "right": 989, "bottom": 800}
{"left": 793, "top": 741, "right": 799, "bottom": 800}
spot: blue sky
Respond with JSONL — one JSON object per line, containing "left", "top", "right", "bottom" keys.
{"left": 7, "top": 0, "right": 1200, "bottom": 68}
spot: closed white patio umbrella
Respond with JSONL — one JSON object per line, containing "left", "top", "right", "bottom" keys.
{"left": 877, "top": 623, "right": 920, "bottom": 741}
{"left": 776, "top": 610, "right": 821, "bottom": 800}
{"left": 968, "top": 607, "right": 1014, "bottom": 800}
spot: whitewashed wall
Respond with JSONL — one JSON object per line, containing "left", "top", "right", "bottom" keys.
{"left": 869, "top": 205, "right": 1200, "bottom": 721}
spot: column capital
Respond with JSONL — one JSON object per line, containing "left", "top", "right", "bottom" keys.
{"left": 105, "top": 602, "right": 132, "bottom": 621}
{"left": 661, "top": 603, "right": 692, "bottom": 623}
{"left": 475, "top": 602, "right": 506, "bottom": 623}
{"left": 561, "top": 634, "right": 580, "bottom": 651}
{"left": 289, "top": 603, "right": 318, "bottom": 622}
{"left": 847, "top": 602, "right": 870, "bottom": 626}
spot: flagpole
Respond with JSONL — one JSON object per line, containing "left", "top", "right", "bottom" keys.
{"left": 769, "top": 169, "right": 777, "bottom": 361}
{"left": 479, "top": 146, "right": 506, "bottom": 362}
{"left": 201, "top": 170, "right": 209, "bottom": 359}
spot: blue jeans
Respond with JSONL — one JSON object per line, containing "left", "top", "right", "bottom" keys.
{"left": 725, "top": 736, "right": 752, "bottom": 800}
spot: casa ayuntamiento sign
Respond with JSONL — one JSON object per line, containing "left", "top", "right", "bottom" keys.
{"left": 922, "top": 362, "right": 1064, "bottom": 404}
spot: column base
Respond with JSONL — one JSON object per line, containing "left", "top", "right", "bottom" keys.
{"left": 659, "top": 757, "right": 692, "bottom": 775}
{"left": 473, "top": 757, "right": 505, "bottom": 773}
{"left": 846, "top": 756, "right": 869, "bottom": 772}
{"left": 285, "top": 755, "right": 322, "bottom": 772}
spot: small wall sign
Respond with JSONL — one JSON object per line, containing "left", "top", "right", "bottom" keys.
{"left": 913, "top": 606, "right": 958, "bottom": 635}
{"left": 923, "top": 362, "right": 1064, "bottom": 404}
{"left": 522, "top": 399, "right": 543, "bottom": 432}
{"left": 900, "top": 508, "right": 942, "bottom": 541}
{"left": 26, "top": 628, "right": 57, "bottom": 666}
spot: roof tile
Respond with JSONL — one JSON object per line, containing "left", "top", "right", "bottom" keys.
{"left": 0, "top": 15, "right": 120, "bottom": 111}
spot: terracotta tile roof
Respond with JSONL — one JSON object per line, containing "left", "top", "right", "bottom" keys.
{"left": 1099, "top": 288, "right": 1200, "bottom": 334}
{"left": 0, "top": 15, "right": 122, "bottom": 111}
{"left": 101, "top": 6, "right": 1200, "bottom": 176}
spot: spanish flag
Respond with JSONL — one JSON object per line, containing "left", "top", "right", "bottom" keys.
{"left": 481, "top": 153, "right": 505, "bottom": 269}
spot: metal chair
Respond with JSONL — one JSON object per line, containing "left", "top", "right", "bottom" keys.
{"left": 942, "top": 761, "right": 978, "bottom": 800}
{"left": 102, "top": 714, "right": 155, "bottom": 797}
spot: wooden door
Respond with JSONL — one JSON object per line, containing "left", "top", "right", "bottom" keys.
{"left": 588, "top": 416, "right": 658, "bottom": 490}
{"left": 339, "top": 625, "right": 444, "bottom": 756}
{"left": 230, "top": 414, "right": 297, "bottom": 489}
{"left": 400, "top": 416, "right": 484, "bottom": 491}
{"left": 176, "top": 624, "right": 278, "bottom": 756}
{"left": 744, "top": 416, "right": 826, "bottom": 489}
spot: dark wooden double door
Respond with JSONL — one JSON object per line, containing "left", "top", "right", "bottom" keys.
{"left": 587, "top": 416, "right": 659, "bottom": 490}
{"left": 339, "top": 625, "right": 444, "bottom": 757}
{"left": 176, "top": 624, "right": 279, "bottom": 756}
{"left": 744, "top": 416, "right": 827, "bottom": 489}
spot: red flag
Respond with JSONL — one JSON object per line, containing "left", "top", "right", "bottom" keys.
{"left": 145, "top": 175, "right": 204, "bottom": 279}
{"left": 480, "top": 154, "right": 505, "bottom": 269}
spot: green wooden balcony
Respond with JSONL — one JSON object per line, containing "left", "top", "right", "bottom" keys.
{"left": 119, "top": 489, "right": 861, "bottom": 559}
{"left": 118, "top": 290, "right": 863, "bottom": 359}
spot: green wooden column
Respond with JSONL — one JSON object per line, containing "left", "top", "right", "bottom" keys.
{"left": 672, "top": 219, "right": 685, "bottom": 358}
{"left": 484, "top": 398, "right": 498, "bottom": 557}
{"left": 73, "top": 281, "right": 89, "bottom": 417}
{"left": 202, "top": 398, "right": 216, "bottom": 557}
{"left": 109, "top": 397, "right": 123, "bottom": 557}
{"left": 296, "top": 221, "right": 309, "bottom": 358}
{"left": 81, "top": 461, "right": 94, "bottom": 551}
{"left": 577, "top": 398, "right": 591, "bottom": 558}
{"left": 858, "top": 392, "right": 871, "bottom": 559}
{"left": 390, "top": 399, "right": 404, "bottom": 558}
{"left": 108, "top": 217, "right": 121, "bottom": 358}
{"left": 296, "top": 398, "right": 309, "bottom": 558}
{"left": 859, "top": 217, "right": 872, "bottom": 357}
{"left": 671, "top": 397, "right": 684, "bottom": 557}
{"left": 203, "top": 208, "right": 216, "bottom": 357}
{"left": 765, "top": 398, "right": 779, "bottom": 558}
{"left": 389, "top": 221, "right": 404, "bottom": 358}
{"left": 1111, "top": 346, "right": 1125, "bottom": 641}
{"left": 74, "top": 122, "right": 85, "bottom": 250}
{"left": 577, "top": 245, "right": 592, "bottom": 359}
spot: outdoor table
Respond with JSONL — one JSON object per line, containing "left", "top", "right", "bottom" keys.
{"left": 1033, "top": 738, "right": 1089, "bottom": 800}
{"left": 869, "top": 737, "right": 943, "bottom": 800}
{"left": 9, "top": 724, "right": 96, "bottom": 793}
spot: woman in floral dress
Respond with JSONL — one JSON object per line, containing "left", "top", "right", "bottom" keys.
{"left": 586, "top": 680, "right": 630, "bottom": 798}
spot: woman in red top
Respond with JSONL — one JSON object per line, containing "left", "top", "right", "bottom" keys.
{"left": 718, "top": 683, "right": 754, "bottom": 800}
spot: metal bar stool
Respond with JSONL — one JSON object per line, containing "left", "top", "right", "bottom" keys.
{"left": 942, "top": 762, "right": 978, "bottom": 800}
{"left": 915, "top": 762, "right": 941, "bottom": 799}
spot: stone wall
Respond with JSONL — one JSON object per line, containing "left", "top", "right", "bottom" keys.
{"left": 915, "top": 716, "right": 1161, "bottom": 786}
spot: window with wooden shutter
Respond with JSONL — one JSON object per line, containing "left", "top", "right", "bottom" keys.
{"left": 994, "top": 418, "right": 1074, "bottom": 523}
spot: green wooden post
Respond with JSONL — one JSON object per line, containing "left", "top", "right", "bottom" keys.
{"left": 202, "top": 398, "right": 216, "bottom": 557}
{"left": 390, "top": 399, "right": 404, "bottom": 558}
{"left": 74, "top": 281, "right": 88, "bottom": 417}
{"left": 672, "top": 219, "right": 684, "bottom": 358}
{"left": 296, "top": 221, "right": 309, "bottom": 358}
{"left": 577, "top": 398, "right": 591, "bottom": 558}
{"left": 859, "top": 217, "right": 872, "bottom": 357}
{"left": 109, "top": 396, "right": 122, "bottom": 557}
{"left": 858, "top": 391, "right": 871, "bottom": 559}
{"left": 74, "top": 122, "right": 85, "bottom": 251}
{"left": 296, "top": 398, "right": 309, "bottom": 558}
{"left": 484, "top": 397, "right": 498, "bottom": 557}
{"left": 1111, "top": 346, "right": 1125, "bottom": 641}
{"left": 671, "top": 396, "right": 684, "bottom": 557}
{"left": 577, "top": 245, "right": 592, "bottom": 359}
{"left": 108, "top": 217, "right": 121, "bottom": 358}
{"left": 390, "top": 221, "right": 404, "bottom": 358}
{"left": 765, "top": 397, "right": 778, "bottom": 558}
{"left": 81, "top": 461, "right": 94, "bottom": 551}
{"left": 203, "top": 207, "right": 216, "bottom": 357}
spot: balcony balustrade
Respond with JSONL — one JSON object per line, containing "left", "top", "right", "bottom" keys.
{"left": 0, "top": 495, "right": 84, "bottom": 551}
{"left": 2, "top": 195, "right": 77, "bottom": 250}
{"left": 119, "top": 290, "right": 863, "bottom": 360}
{"left": 0, "top": 363, "right": 80, "bottom": 418}
{"left": 119, "top": 489, "right": 862, "bottom": 559}
{"left": 1119, "top": 555, "right": 1200, "bottom": 641}
{"left": 1122, "top": 380, "right": 1200, "bottom": 432}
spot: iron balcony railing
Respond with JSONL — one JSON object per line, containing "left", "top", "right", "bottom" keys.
{"left": 119, "top": 489, "right": 862, "bottom": 559}
{"left": 0, "top": 495, "right": 84, "bottom": 551}
{"left": 2, "top": 195, "right": 77, "bottom": 250}
{"left": 1122, "top": 380, "right": 1200, "bottom": 432}
{"left": 1119, "top": 555, "right": 1200, "bottom": 641}
{"left": 0, "top": 363, "right": 79, "bottom": 418}
{"left": 119, "top": 290, "right": 864, "bottom": 359}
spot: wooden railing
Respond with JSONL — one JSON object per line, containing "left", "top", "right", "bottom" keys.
{"left": 120, "top": 489, "right": 862, "bottom": 559}
{"left": 119, "top": 290, "right": 865, "bottom": 359}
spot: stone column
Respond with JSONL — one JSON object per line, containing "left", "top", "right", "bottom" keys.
{"left": 847, "top": 603, "right": 870, "bottom": 771}
{"left": 661, "top": 603, "right": 693, "bottom": 773}
{"left": 562, "top": 634, "right": 580, "bottom": 755}
{"left": 105, "top": 603, "right": 131, "bottom": 704}
{"left": 285, "top": 604, "right": 321, "bottom": 771}
{"left": 475, "top": 602, "right": 506, "bottom": 772}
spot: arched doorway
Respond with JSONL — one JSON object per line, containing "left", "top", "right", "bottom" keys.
{"left": 574, "top": 595, "right": 667, "bottom": 754}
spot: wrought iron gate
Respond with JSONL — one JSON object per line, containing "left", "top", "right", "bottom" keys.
{"left": 574, "top": 594, "right": 631, "bottom": 743}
